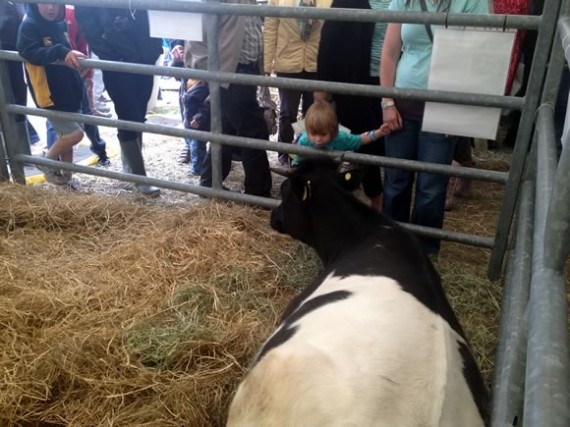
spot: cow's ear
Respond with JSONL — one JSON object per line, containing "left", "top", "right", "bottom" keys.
{"left": 290, "top": 176, "right": 312, "bottom": 203}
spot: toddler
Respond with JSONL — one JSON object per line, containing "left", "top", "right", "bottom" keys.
{"left": 292, "top": 101, "right": 390, "bottom": 166}
{"left": 182, "top": 79, "right": 210, "bottom": 176}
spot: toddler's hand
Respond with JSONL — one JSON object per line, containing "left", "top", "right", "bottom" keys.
{"left": 379, "top": 123, "right": 392, "bottom": 136}
{"left": 65, "top": 50, "right": 86, "bottom": 69}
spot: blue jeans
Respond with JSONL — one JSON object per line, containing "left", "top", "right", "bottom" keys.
{"left": 189, "top": 138, "right": 206, "bottom": 175}
{"left": 383, "top": 119, "right": 456, "bottom": 255}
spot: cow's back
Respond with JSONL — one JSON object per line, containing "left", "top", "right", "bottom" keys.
{"left": 227, "top": 274, "right": 484, "bottom": 427}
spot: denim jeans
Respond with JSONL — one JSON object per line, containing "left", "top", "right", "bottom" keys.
{"left": 383, "top": 119, "right": 456, "bottom": 255}
{"left": 189, "top": 138, "right": 206, "bottom": 175}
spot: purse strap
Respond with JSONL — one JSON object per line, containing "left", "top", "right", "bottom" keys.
{"left": 418, "top": 0, "right": 434, "bottom": 43}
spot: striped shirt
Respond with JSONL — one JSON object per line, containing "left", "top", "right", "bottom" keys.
{"left": 239, "top": 15, "right": 263, "bottom": 64}
{"left": 369, "top": 0, "right": 392, "bottom": 77}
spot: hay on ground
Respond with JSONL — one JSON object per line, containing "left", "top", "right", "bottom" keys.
{"left": 0, "top": 171, "right": 505, "bottom": 426}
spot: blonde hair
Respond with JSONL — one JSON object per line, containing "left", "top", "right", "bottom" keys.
{"left": 305, "top": 101, "right": 338, "bottom": 138}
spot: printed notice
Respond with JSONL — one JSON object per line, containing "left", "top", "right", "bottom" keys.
{"left": 423, "top": 28, "right": 515, "bottom": 140}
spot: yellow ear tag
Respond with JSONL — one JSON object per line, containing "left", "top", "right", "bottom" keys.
{"left": 345, "top": 172, "right": 352, "bottom": 181}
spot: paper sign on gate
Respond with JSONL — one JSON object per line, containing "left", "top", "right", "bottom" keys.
{"left": 422, "top": 27, "right": 515, "bottom": 140}
{"left": 148, "top": 1, "right": 203, "bottom": 41}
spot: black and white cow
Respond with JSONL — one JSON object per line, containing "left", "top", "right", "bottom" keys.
{"left": 227, "top": 162, "right": 489, "bottom": 427}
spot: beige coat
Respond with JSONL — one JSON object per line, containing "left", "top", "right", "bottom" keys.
{"left": 263, "top": 0, "right": 332, "bottom": 74}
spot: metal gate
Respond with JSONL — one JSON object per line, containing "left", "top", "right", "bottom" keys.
{"left": 0, "top": 1, "right": 568, "bottom": 425}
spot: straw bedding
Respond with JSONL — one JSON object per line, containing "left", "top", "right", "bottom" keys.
{"left": 0, "top": 155, "right": 508, "bottom": 426}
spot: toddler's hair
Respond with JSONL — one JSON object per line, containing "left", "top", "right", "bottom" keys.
{"left": 305, "top": 101, "right": 338, "bottom": 138}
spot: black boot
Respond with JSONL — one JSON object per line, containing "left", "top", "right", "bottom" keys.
{"left": 119, "top": 138, "right": 160, "bottom": 197}
{"left": 15, "top": 121, "right": 32, "bottom": 155}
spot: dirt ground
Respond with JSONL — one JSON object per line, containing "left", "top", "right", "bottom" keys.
{"left": 26, "top": 77, "right": 285, "bottom": 206}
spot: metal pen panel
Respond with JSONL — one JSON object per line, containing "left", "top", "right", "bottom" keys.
{"left": 488, "top": 0, "right": 563, "bottom": 280}
{"left": 523, "top": 106, "right": 570, "bottom": 427}
{"left": 491, "top": 157, "right": 534, "bottom": 427}
{"left": 22, "top": 0, "right": 542, "bottom": 29}
{"left": 206, "top": 3, "right": 223, "bottom": 190}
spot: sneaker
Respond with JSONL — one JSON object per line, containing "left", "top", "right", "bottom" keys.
{"left": 177, "top": 147, "right": 190, "bottom": 164}
{"left": 97, "top": 157, "right": 111, "bottom": 167}
{"left": 37, "top": 162, "right": 71, "bottom": 186}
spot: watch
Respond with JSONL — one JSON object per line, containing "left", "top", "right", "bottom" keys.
{"left": 381, "top": 99, "right": 396, "bottom": 110}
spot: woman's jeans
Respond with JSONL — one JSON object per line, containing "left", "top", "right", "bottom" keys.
{"left": 383, "top": 119, "right": 456, "bottom": 255}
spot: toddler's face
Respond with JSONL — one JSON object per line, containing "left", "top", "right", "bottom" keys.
{"left": 308, "top": 132, "right": 332, "bottom": 147}
{"left": 38, "top": 4, "right": 62, "bottom": 21}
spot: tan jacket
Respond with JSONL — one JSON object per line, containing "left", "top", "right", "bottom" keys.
{"left": 263, "top": 0, "right": 332, "bottom": 74}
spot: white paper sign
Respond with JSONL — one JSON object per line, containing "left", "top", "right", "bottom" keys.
{"left": 148, "top": 1, "right": 203, "bottom": 42}
{"left": 422, "top": 28, "right": 515, "bottom": 140}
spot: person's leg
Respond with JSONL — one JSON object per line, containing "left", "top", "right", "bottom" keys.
{"left": 358, "top": 140, "right": 384, "bottom": 212}
{"left": 104, "top": 71, "right": 159, "bottom": 196}
{"left": 45, "top": 116, "right": 84, "bottom": 160}
{"left": 189, "top": 139, "right": 207, "bottom": 175}
{"left": 46, "top": 120, "right": 57, "bottom": 150}
{"left": 200, "top": 87, "right": 234, "bottom": 188}
{"left": 383, "top": 120, "right": 420, "bottom": 222}
{"left": 299, "top": 71, "right": 316, "bottom": 116}
{"left": 412, "top": 131, "right": 456, "bottom": 255}
{"left": 225, "top": 78, "right": 272, "bottom": 197}
{"left": 80, "top": 81, "right": 108, "bottom": 162}
{"left": 276, "top": 72, "right": 303, "bottom": 165}
{"left": 453, "top": 137, "right": 474, "bottom": 199}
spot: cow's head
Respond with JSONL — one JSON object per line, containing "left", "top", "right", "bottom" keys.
{"left": 270, "top": 161, "right": 366, "bottom": 246}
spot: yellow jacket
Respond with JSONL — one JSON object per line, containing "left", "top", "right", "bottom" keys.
{"left": 263, "top": 0, "right": 332, "bottom": 74}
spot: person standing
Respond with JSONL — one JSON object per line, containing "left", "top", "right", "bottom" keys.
{"left": 263, "top": 0, "right": 331, "bottom": 166}
{"left": 75, "top": 6, "right": 162, "bottom": 197}
{"left": 316, "top": 0, "right": 390, "bottom": 211}
{"left": 17, "top": 3, "right": 86, "bottom": 185}
{"left": 1, "top": 1, "right": 40, "bottom": 150}
{"left": 185, "top": 0, "right": 272, "bottom": 197}
{"left": 380, "top": 0, "right": 490, "bottom": 255}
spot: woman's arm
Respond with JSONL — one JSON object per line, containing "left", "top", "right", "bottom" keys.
{"left": 380, "top": 23, "right": 403, "bottom": 131}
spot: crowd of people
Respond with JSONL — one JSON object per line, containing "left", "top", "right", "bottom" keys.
{"left": 1, "top": 0, "right": 562, "bottom": 256}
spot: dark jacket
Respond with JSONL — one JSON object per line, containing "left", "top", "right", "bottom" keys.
{"left": 16, "top": 4, "right": 83, "bottom": 112}
{"left": 0, "top": 2, "right": 25, "bottom": 50}
{"left": 74, "top": 7, "right": 162, "bottom": 65}
{"left": 183, "top": 81, "right": 210, "bottom": 131}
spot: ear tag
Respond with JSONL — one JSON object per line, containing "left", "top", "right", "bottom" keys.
{"left": 345, "top": 172, "right": 352, "bottom": 181}
{"left": 302, "top": 180, "right": 312, "bottom": 201}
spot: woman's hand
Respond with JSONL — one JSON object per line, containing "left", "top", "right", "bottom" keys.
{"left": 383, "top": 106, "right": 403, "bottom": 132}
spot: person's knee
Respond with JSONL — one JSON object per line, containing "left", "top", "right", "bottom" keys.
{"left": 62, "top": 129, "right": 84, "bottom": 145}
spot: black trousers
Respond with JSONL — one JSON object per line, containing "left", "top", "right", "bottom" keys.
{"left": 103, "top": 70, "right": 154, "bottom": 142}
{"left": 200, "top": 64, "right": 272, "bottom": 197}
{"left": 7, "top": 60, "right": 28, "bottom": 123}
{"left": 333, "top": 75, "right": 384, "bottom": 198}
{"left": 276, "top": 71, "right": 316, "bottom": 144}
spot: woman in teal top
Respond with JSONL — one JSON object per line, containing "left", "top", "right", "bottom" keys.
{"left": 380, "top": 0, "right": 490, "bottom": 255}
